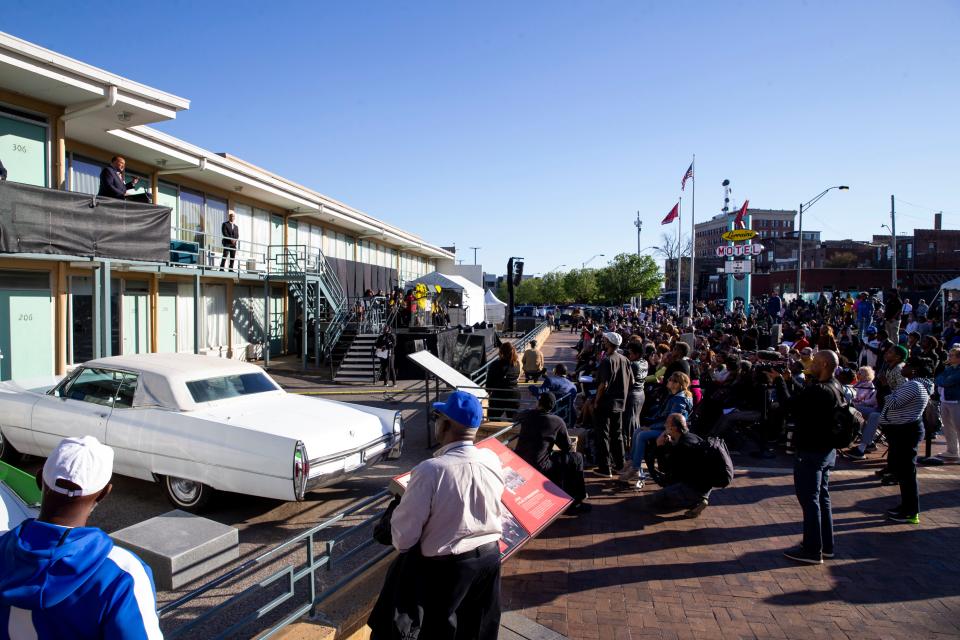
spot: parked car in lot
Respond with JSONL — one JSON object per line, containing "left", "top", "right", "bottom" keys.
{"left": 0, "top": 354, "right": 403, "bottom": 512}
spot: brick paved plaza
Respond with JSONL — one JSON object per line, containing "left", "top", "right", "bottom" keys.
{"left": 501, "top": 331, "right": 960, "bottom": 640}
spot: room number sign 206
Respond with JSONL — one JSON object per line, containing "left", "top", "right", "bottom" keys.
{"left": 18, "top": 314, "right": 34, "bottom": 321}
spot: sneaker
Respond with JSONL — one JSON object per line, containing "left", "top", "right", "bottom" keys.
{"left": 783, "top": 546, "right": 823, "bottom": 565}
{"left": 880, "top": 474, "right": 899, "bottom": 486}
{"left": 865, "top": 443, "right": 878, "bottom": 453}
{"left": 821, "top": 550, "right": 835, "bottom": 559}
{"left": 684, "top": 499, "right": 708, "bottom": 519}
{"left": 887, "top": 512, "right": 920, "bottom": 524}
{"left": 840, "top": 447, "right": 865, "bottom": 460}
{"left": 935, "top": 452, "right": 960, "bottom": 462}
{"left": 617, "top": 462, "right": 635, "bottom": 482}
{"left": 885, "top": 506, "right": 904, "bottom": 517}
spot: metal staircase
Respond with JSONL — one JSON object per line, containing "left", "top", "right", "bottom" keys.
{"left": 332, "top": 333, "right": 379, "bottom": 384}
{"left": 267, "top": 245, "right": 349, "bottom": 371}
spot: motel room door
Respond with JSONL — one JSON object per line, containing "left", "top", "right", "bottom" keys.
{"left": 157, "top": 282, "right": 178, "bottom": 353}
{"left": 121, "top": 281, "right": 150, "bottom": 354}
{"left": 0, "top": 271, "right": 54, "bottom": 381}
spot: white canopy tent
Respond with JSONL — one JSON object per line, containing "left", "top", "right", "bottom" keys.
{"left": 406, "top": 272, "right": 486, "bottom": 326}
{"left": 484, "top": 289, "right": 507, "bottom": 325}
{"left": 932, "top": 276, "right": 960, "bottom": 327}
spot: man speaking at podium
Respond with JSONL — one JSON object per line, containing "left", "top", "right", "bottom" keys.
{"left": 369, "top": 390, "right": 505, "bottom": 640}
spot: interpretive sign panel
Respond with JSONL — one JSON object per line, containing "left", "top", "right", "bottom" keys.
{"left": 407, "top": 350, "right": 488, "bottom": 399}
{"left": 389, "top": 436, "right": 572, "bottom": 560}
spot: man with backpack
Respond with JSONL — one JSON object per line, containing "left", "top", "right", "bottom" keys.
{"left": 784, "top": 350, "right": 846, "bottom": 565}
{"left": 645, "top": 413, "right": 724, "bottom": 519}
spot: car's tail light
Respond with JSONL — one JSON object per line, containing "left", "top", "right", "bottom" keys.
{"left": 293, "top": 441, "right": 309, "bottom": 500}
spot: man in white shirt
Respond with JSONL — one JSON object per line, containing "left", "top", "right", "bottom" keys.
{"left": 371, "top": 391, "right": 505, "bottom": 640}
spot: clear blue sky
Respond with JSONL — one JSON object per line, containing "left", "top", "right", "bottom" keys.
{"left": 5, "top": 1, "right": 958, "bottom": 276}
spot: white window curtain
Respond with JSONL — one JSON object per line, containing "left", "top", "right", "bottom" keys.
{"left": 252, "top": 208, "right": 270, "bottom": 263}
{"left": 69, "top": 156, "right": 101, "bottom": 195}
{"left": 180, "top": 190, "right": 204, "bottom": 245}
{"left": 231, "top": 285, "right": 265, "bottom": 357}
{"left": 203, "top": 284, "right": 228, "bottom": 351}
{"left": 234, "top": 203, "right": 253, "bottom": 244}
{"left": 205, "top": 197, "right": 228, "bottom": 251}
{"left": 176, "top": 283, "right": 196, "bottom": 352}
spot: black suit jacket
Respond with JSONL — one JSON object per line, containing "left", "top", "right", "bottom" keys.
{"left": 221, "top": 221, "right": 239, "bottom": 248}
{"left": 98, "top": 167, "right": 134, "bottom": 199}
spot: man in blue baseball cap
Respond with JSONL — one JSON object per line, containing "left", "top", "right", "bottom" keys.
{"left": 370, "top": 390, "right": 505, "bottom": 640}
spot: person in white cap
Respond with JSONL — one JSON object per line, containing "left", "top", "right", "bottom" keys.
{"left": 0, "top": 436, "right": 162, "bottom": 639}
{"left": 592, "top": 331, "right": 633, "bottom": 477}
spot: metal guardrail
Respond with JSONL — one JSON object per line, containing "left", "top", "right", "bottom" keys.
{"left": 469, "top": 321, "right": 549, "bottom": 387}
{"left": 159, "top": 490, "right": 393, "bottom": 639}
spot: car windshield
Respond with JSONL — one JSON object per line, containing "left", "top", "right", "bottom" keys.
{"left": 185, "top": 373, "right": 279, "bottom": 403}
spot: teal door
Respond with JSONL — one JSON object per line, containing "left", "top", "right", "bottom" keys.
{"left": 0, "top": 290, "right": 53, "bottom": 381}
{"left": 157, "top": 283, "right": 177, "bottom": 353}
{"left": 0, "top": 115, "right": 48, "bottom": 187}
{"left": 121, "top": 285, "right": 150, "bottom": 355}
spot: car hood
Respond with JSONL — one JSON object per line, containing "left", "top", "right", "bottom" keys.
{"left": 189, "top": 393, "right": 392, "bottom": 459}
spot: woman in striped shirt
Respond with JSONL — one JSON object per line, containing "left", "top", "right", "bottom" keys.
{"left": 879, "top": 356, "right": 935, "bottom": 524}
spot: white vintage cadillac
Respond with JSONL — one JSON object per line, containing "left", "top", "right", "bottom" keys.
{"left": 0, "top": 354, "right": 403, "bottom": 512}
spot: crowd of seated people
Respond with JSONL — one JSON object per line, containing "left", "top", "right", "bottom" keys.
{"left": 514, "top": 288, "right": 958, "bottom": 523}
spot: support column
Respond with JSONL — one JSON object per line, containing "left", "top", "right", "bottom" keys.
{"left": 314, "top": 280, "right": 321, "bottom": 368}
{"left": 264, "top": 279, "right": 271, "bottom": 368}
{"left": 93, "top": 266, "right": 102, "bottom": 358}
{"left": 301, "top": 272, "right": 308, "bottom": 370}
{"left": 193, "top": 272, "right": 201, "bottom": 354}
{"left": 54, "top": 263, "right": 68, "bottom": 374}
{"left": 149, "top": 274, "right": 159, "bottom": 353}
{"left": 151, "top": 171, "right": 159, "bottom": 206}
{"left": 226, "top": 279, "right": 234, "bottom": 359}
{"left": 99, "top": 261, "right": 112, "bottom": 357}
{"left": 55, "top": 117, "right": 67, "bottom": 190}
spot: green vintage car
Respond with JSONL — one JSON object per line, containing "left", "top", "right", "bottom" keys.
{"left": 0, "top": 460, "right": 40, "bottom": 532}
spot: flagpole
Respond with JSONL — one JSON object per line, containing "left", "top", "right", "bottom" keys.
{"left": 688, "top": 155, "right": 696, "bottom": 311}
{"left": 676, "top": 197, "right": 682, "bottom": 311}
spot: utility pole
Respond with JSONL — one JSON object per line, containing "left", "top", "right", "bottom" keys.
{"left": 634, "top": 212, "right": 642, "bottom": 256}
{"left": 891, "top": 195, "right": 897, "bottom": 290}
{"left": 469, "top": 246, "right": 480, "bottom": 265}
{"left": 796, "top": 202, "right": 804, "bottom": 296}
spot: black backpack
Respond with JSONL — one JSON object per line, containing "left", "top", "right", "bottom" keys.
{"left": 702, "top": 437, "right": 735, "bottom": 488}
{"left": 828, "top": 380, "right": 865, "bottom": 449}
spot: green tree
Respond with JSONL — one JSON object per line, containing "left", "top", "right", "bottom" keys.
{"left": 515, "top": 277, "right": 544, "bottom": 304}
{"left": 539, "top": 271, "right": 568, "bottom": 304}
{"left": 595, "top": 253, "right": 662, "bottom": 303}
{"left": 562, "top": 268, "right": 598, "bottom": 304}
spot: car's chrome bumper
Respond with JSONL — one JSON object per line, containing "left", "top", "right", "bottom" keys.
{"left": 304, "top": 433, "right": 401, "bottom": 492}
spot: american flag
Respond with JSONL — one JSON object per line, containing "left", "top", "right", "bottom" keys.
{"left": 681, "top": 161, "right": 694, "bottom": 191}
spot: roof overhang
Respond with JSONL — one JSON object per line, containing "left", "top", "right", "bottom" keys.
{"left": 0, "top": 32, "right": 189, "bottom": 129}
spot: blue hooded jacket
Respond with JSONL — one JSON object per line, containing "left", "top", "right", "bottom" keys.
{"left": 0, "top": 519, "right": 162, "bottom": 639}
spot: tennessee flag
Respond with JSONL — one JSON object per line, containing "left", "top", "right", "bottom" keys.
{"left": 661, "top": 203, "right": 679, "bottom": 225}
{"left": 734, "top": 200, "right": 749, "bottom": 229}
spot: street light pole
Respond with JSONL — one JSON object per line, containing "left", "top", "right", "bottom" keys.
{"left": 795, "top": 185, "right": 849, "bottom": 297}
{"left": 796, "top": 201, "right": 804, "bottom": 296}
{"left": 582, "top": 254, "right": 605, "bottom": 269}
{"left": 469, "top": 246, "right": 480, "bottom": 265}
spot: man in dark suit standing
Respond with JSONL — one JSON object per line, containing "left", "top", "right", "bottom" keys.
{"left": 98, "top": 156, "right": 139, "bottom": 199}
{"left": 220, "top": 210, "right": 240, "bottom": 270}
{"left": 0, "top": 158, "right": 7, "bottom": 181}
